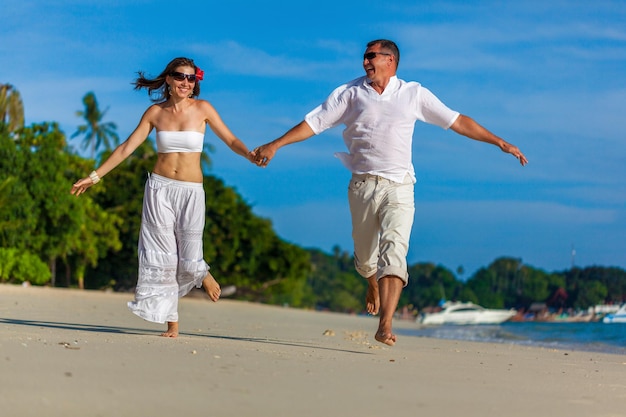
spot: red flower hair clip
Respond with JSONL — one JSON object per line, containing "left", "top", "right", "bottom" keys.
{"left": 195, "top": 68, "right": 204, "bottom": 81}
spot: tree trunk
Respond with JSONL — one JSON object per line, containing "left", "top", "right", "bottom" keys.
{"left": 49, "top": 258, "right": 56, "bottom": 287}
{"left": 76, "top": 261, "right": 85, "bottom": 290}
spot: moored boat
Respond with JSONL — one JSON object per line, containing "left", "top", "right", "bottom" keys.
{"left": 419, "top": 301, "right": 516, "bottom": 325}
{"left": 602, "top": 304, "right": 626, "bottom": 324}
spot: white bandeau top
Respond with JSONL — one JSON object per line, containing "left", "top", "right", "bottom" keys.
{"left": 156, "top": 131, "right": 204, "bottom": 153}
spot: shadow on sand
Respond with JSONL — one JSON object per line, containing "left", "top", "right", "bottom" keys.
{"left": 0, "top": 317, "right": 371, "bottom": 355}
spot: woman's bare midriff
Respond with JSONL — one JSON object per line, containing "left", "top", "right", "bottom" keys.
{"left": 153, "top": 152, "right": 203, "bottom": 183}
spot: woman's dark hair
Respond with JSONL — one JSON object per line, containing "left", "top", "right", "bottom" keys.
{"left": 367, "top": 39, "right": 400, "bottom": 69}
{"left": 133, "top": 57, "right": 201, "bottom": 102}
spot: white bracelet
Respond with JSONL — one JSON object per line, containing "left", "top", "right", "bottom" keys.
{"left": 89, "top": 170, "right": 101, "bottom": 184}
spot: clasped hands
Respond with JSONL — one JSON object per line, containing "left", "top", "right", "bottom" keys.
{"left": 249, "top": 143, "right": 275, "bottom": 168}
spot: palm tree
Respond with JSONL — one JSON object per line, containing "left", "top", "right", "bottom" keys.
{"left": 0, "top": 84, "right": 25, "bottom": 133}
{"left": 72, "top": 92, "right": 119, "bottom": 159}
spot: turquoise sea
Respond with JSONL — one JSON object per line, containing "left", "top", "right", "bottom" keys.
{"left": 397, "top": 322, "right": 626, "bottom": 355}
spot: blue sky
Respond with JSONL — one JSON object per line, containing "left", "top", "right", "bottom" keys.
{"left": 2, "top": 1, "right": 625, "bottom": 276}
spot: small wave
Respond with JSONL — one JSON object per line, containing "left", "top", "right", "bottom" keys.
{"left": 397, "top": 322, "right": 626, "bottom": 355}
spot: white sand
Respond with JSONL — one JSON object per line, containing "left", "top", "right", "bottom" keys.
{"left": 1, "top": 284, "right": 624, "bottom": 417}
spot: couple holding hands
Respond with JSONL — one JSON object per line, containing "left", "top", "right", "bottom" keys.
{"left": 72, "top": 39, "right": 527, "bottom": 344}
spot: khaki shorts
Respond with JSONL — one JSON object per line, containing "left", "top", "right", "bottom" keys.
{"left": 348, "top": 173, "right": 414, "bottom": 285}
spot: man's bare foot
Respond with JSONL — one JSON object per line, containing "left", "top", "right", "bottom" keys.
{"left": 202, "top": 272, "right": 221, "bottom": 302}
{"left": 375, "top": 330, "right": 397, "bottom": 346}
{"left": 161, "top": 321, "right": 179, "bottom": 338}
{"left": 374, "top": 276, "right": 403, "bottom": 346}
{"left": 366, "top": 275, "right": 380, "bottom": 315}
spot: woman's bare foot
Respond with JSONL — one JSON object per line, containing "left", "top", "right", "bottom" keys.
{"left": 161, "top": 321, "right": 179, "bottom": 338}
{"left": 366, "top": 275, "right": 380, "bottom": 315}
{"left": 202, "top": 272, "right": 221, "bottom": 302}
{"left": 375, "top": 330, "right": 397, "bottom": 346}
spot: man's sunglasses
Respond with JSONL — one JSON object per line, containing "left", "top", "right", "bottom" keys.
{"left": 170, "top": 72, "right": 197, "bottom": 82}
{"left": 363, "top": 52, "right": 391, "bottom": 60}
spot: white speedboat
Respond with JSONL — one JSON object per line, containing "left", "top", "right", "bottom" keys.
{"left": 419, "top": 301, "right": 516, "bottom": 325}
{"left": 602, "top": 304, "right": 626, "bottom": 324}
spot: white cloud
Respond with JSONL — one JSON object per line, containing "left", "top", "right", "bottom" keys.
{"left": 189, "top": 41, "right": 354, "bottom": 79}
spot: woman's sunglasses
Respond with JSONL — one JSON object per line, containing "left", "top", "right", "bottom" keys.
{"left": 170, "top": 72, "right": 197, "bottom": 82}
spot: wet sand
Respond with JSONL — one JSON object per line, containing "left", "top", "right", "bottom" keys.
{"left": 1, "top": 284, "right": 624, "bottom": 417}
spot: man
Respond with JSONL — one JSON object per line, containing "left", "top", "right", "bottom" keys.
{"left": 253, "top": 39, "right": 527, "bottom": 346}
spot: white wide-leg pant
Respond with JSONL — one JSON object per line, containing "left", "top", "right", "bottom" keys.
{"left": 128, "top": 173, "right": 209, "bottom": 323}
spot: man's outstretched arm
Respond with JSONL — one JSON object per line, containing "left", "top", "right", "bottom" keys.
{"left": 450, "top": 115, "right": 528, "bottom": 166}
{"left": 252, "top": 121, "right": 316, "bottom": 167}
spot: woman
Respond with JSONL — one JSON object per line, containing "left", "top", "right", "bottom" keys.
{"left": 71, "top": 57, "right": 254, "bottom": 337}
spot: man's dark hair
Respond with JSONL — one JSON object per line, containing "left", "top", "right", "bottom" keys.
{"left": 367, "top": 39, "right": 400, "bottom": 68}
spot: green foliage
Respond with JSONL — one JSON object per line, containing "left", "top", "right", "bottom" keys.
{"left": 0, "top": 130, "right": 38, "bottom": 249}
{"left": 13, "top": 252, "right": 52, "bottom": 285}
{"left": 575, "top": 280, "right": 608, "bottom": 308}
{"left": 560, "top": 266, "right": 624, "bottom": 307}
{"left": 17, "top": 124, "right": 87, "bottom": 269}
{"left": 403, "top": 262, "right": 461, "bottom": 309}
{"left": 202, "top": 175, "right": 311, "bottom": 304}
{"left": 460, "top": 258, "right": 569, "bottom": 309}
{"left": 0, "top": 122, "right": 122, "bottom": 287}
{"left": 0, "top": 248, "right": 51, "bottom": 285}
{"left": 0, "top": 247, "right": 17, "bottom": 280}
{"left": 304, "top": 247, "right": 366, "bottom": 312}
{"left": 300, "top": 252, "right": 626, "bottom": 314}
{"left": 85, "top": 141, "right": 156, "bottom": 289}
{"left": 465, "top": 267, "right": 505, "bottom": 308}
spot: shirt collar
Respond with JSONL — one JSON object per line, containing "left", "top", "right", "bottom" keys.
{"left": 363, "top": 75, "right": 399, "bottom": 95}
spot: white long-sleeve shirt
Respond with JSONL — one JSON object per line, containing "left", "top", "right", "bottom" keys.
{"left": 304, "top": 75, "right": 460, "bottom": 183}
